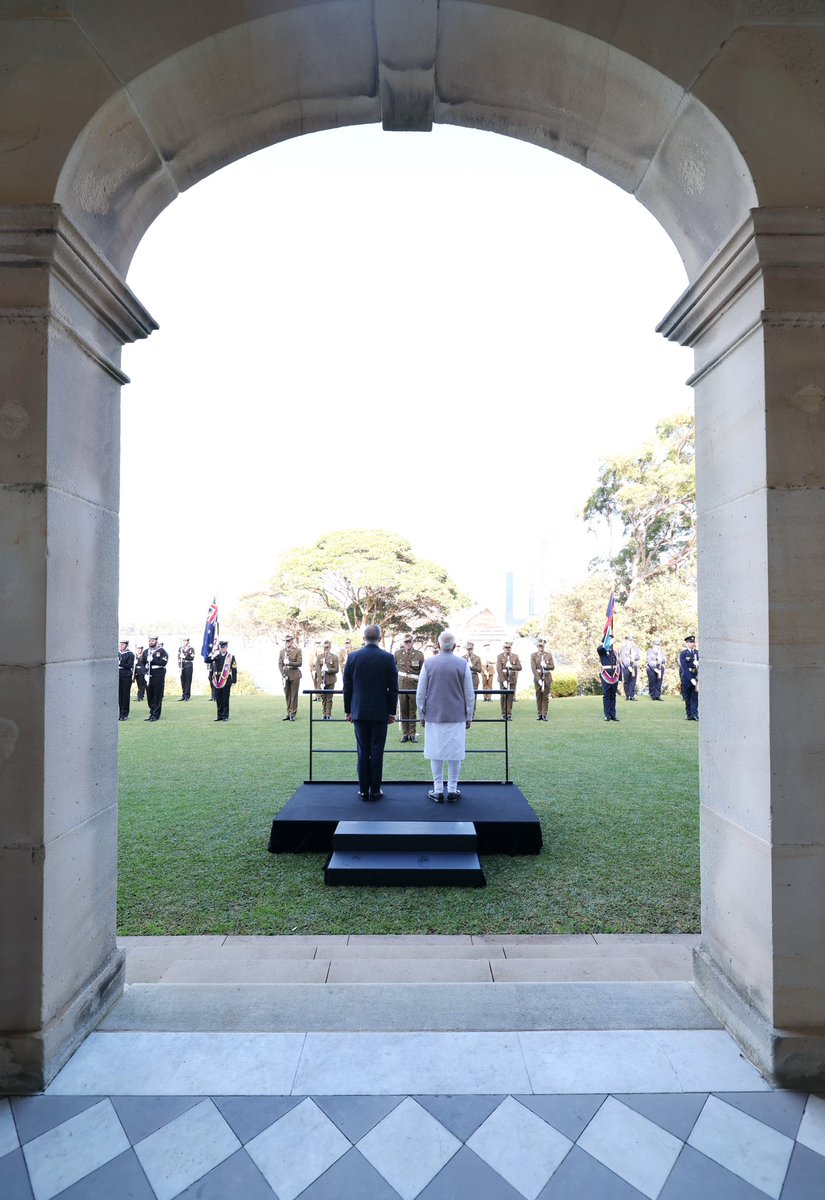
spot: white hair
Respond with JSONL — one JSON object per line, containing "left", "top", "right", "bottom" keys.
{"left": 438, "top": 629, "right": 456, "bottom": 651}
{"left": 364, "top": 624, "right": 382, "bottom": 643}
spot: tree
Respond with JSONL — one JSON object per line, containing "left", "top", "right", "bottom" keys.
{"left": 583, "top": 413, "right": 696, "bottom": 605}
{"left": 235, "top": 529, "right": 470, "bottom": 642}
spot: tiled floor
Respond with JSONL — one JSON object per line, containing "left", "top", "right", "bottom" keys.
{"left": 1, "top": 1031, "right": 824, "bottom": 1198}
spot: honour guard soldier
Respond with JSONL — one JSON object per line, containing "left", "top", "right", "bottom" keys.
{"left": 144, "top": 636, "right": 169, "bottom": 721}
{"left": 647, "top": 639, "right": 666, "bottom": 700}
{"left": 316, "top": 640, "right": 340, "bottom": 719}
{"left": 531, "top": 638, "right": 555, "bottom": 721}
{"left": 679, "top": 635, "right": 699, "bottom": 721}
{"left": 311, "top": 639, "right": 323, "bottom": 701}
{"left": 178, "top": 637, "right": 195, "bottom": 701}
{"left": 481, "top": 643, "right": 495, "bottom": 700}
{"left": 395, "top": 634, "right": 424, "bottom": 741}
{"left": 133, "top": 644, "right": 147, "bottom": 702}
{"left": 209, "top": 640, "right": 237, "bottom": 721}
{"left": 278, "top": 634, "right": 302, "bottom": 721}
{"left": 462, "top": 640, "right": 482, "bottom": 694}
{"left": 620, "top": 635, "right": 641, "bottom": 700}
{"left": 597, "top": 640, "right": 621, "bottom": 722}
{"left": 339, "top": 638, "right": 355, "bottom": 674}
{"left": 496, "top": 641, "right": 522, "bottom": 720}
{"left": 118, "top": 640, "right": 135, "bottom": 720}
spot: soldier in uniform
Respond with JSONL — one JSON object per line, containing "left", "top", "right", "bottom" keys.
{"left": 339, "top": 638, "right": 355, "bottom": 674}
{"left": 481, "top": 643, "right": 495, "bottom": 700}
{"left": 310, "top": 639, "right": 323, "bottom": 701}
{"left": 178, "top": 637, "right": 195, "bottom": 701}
{"left": 597, "top": 639, "right": 621, "bottom": 722}
{"left": 118, "top": 640, "right": 135, "bottom": 720}
{"left": 315, "top": 640, "right": 340, "bottom": 719}
{"left": 679, "top": 635, "right": 699, "bottom": 721}
{"left": 530, "top": 638, "right": 555, "bottom": 721}
{"left": 278, "top": 634, "right": 302, "bottom": 721}
{"left": 133, "top": 644, "right": 147, "bottom": 702}
{"left": 144, "top": 636, "right": 169, "bottom": 721}
{"left": 620, "top": 635, "right": 641, "bottom": 701}
{"left": 647, "top": 639, "right": 666, "bottom": 700}
{"left": 462, "top": 640, "right": 482, "bottom": 694}
{"left": 209, "top": 640, "right": 237, "bottom": 721}
{"left": 395, "top": 634, "right": 424, "bottom": 742}
{"left": 496, "top": 641, "right": 522, "bottom": 720}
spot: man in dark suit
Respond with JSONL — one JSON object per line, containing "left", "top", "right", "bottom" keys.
{"left": 343, "top": 624, "right": 398, "bottom": 800}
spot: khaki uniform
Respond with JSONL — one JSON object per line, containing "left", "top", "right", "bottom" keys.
{"left": 463, "top": 649, "right": 482, "bottom": 692}
{"left": 395, "top": 643, "right": 425, "bottom": 740}
{"left": 278, "top": 644, "right": 303, "bottom": 718}
{"left": 310, "top": 642, "right": 323, "bottom": 700}
{"left": 481, "top": 650, "right": 495, "bottom": 700}
{"left": 314, "top": 649, "right": 340, "bottom": 718}
{"left": 496, "top": 650, "right": 522, "bottom": 718}
{"left": 531, "top": 648, "right": 556, "bottom": 719}
{"left": 339, "top": 643, "right": 355, "bottom": 674}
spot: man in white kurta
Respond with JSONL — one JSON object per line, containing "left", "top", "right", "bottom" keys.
{"left": 416, "top": 630, "right": 476, "bottom": 802}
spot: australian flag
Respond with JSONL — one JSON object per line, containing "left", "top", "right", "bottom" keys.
{"left": 201, "top": 598, "right": 218, "bottom": 662}
{"left": 602, "top": 589, "right": 615, "bottom": 651}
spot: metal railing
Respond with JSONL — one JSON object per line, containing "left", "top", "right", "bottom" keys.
{"left": 302, "top": 688, "right": 514, "bottom": 782}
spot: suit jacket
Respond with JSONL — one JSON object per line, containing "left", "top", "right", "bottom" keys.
{"left": 343, "top": 643, "right": 398, "bottom": 721}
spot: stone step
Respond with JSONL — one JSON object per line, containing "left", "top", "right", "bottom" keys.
{"left": 325, "top": 848, "right": 486, "bottom": 887}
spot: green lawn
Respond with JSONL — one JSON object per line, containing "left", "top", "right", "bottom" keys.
{"left": 117, "top": 692, "right": 699, "bottom": 936}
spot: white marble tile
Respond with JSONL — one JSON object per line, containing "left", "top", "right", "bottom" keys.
{"left": 797, "top": 1093, "right": 825, "bottom": 1159}
{"left": 357, "top": 1097, "right": 461, "bottom": 1200}
{"left": 0, "top": 1097, "right": 19, "bottom": 1158}
{"left": 687, "top": 1095, "right": 793, "bottom": 1199}
{"left": 466, "top": 1095, "right": 572, "bottom": 1199}
{"left": 577, "top": 1097, "right": 682, "bottom": 1199}
{"left": 22, "top": 1099, "right": 129, "bottom": 1200}
{"left": 46, "top": 1031, "right": 306, "bottom": 1095}
{"left": 518, "top": 1032, "right": 682, "bottom": 1094}
{"left": 294, "top": 1032, "right": 532, "bottom": 1095}
{"left": 654, "top": 1031, "right": 773, "bottom": 1092}
{"left": 245, "top": 1097, "right": 350, "bottom": 1200}
{"left": 134, "top": 1099, "right": 240, "bottom": 1200}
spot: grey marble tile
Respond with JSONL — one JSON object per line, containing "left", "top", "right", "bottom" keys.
{"left": 653, "top": 1032, "right": 772, "bottom": 1093}
{"left": 245, "top": 1098, "right": 350, "bottom": 1200}
{"left": 577, "top": 1096, "right": 682, "bottom": 1199}
{"left": 0, "top": 1148, "right": 34, "bottom": 1200}
{"left": 514, "top": 1095, "right": 606, "bottom": 1142}
{"left": 358, "top": 1097, "right": 462, "bottom": 1200}
{"left": 418, "top": 1145, "right": 524, "bottom": 1199}
{"left": 538, "top": 1145, "right": 647, "bottom": 1199}
{"left": 414, "top": 1095, "right": 506, "bottom": 1142}
{"left": 0, "top": 1097, "right": 19, "bottom": 1158}
{"left": 313, "top": 1095, "right": 404, "bottom": 1142}
{"left": 688, "top": 1095, "right": 793, "bottom": 1198}
{"left": 10, "top": 1096, "right": 102, "bottom": 1144}
{"left": 133, "top": 1099, "right": 241, "bottom": 1200}
{"left": 467, "top": 1095, "right": 572, "bottom": 1198}
{"left": 519, "top": 1032, "right": 682, "bottom": 1094}
{"left": 796, "top": 1094, "right": 825, "bottom": 1161}
{"left": 110, "top": 1096, "right": 200, "bottom": 1144}
{"left": 212, "top": 1096, "right": 304, "bottom": 1144}
{"left": 175, "top": 1148, "right": 276, "bottom": 1199}
{"left": 713, "top": 1091, "right": 807, "bottom": 1140}
{"left": 780, "top": 1143, "right": 825, "bottom": 1200}
{"left": 22, "top": 1099, "right": 130, "bottom": 1200}
{"left": 659, "top": 1145, "right": 767, "bottom": 1199}
{"left": 299, "top": 1147, "right": 402, "bottom": 1199}
{"left": 614, "top": 1093, "right": 707, "bottom": 1141}
{"left": 57, "top": 1148, "right": 155, "bottom": 1199}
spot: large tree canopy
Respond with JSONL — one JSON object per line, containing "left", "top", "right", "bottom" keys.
{"left": 235, "top": 529, "right": 470, "bottom": 642}
{"left": 583, "top": 413, "right": 696, "bottom": 605}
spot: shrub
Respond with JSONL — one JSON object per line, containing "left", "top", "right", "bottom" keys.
{"left": 551, "top": 672, "right": 578, "bottom": 698}
{"left": 233, "top": 670, "right": 263, "bottom": 696}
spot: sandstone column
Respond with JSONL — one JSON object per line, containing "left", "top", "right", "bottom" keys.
{"left": 660, "top": 209, "right": 825, "bottom": 1087}
{"left": 0, "top": 206, "right": 155, "bottom": 1092}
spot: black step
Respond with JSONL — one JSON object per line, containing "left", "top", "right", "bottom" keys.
{"left": 332, "top": 820, "right": 477, "bottom": 852}
{"left": 325, "top": 849, "right": 486, "bottom": 887}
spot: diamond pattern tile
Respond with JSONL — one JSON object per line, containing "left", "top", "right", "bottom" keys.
{"left": 56, "top": 1149, "right": 155, "bottom": 1200}
{"left": 688, "top": 1095, "right": 794, "bottom": 1198}
{"left": 10, "top": 1096, "right": 102, "bottom": 1145}
{"left": 174, "top": 1148, "right": 276, "bottom": 1199}
{"left": 299, "top": 1146, "right": 402, "bottom": 1199}
{"left": 467, "top": 1095, "right": 573, "bottom": 1199}
{"left": 0, "top": 1147, "right": 35, "bottom": 1200}
{"left": 313, "top": 1095, "right": 405, "bottom": 1142}
{"left": 212, "top": 1095, "right": 303, "bottom": 1143}
{"left": 538, "top": 1144, "right": 648, "bottom": 1199}
{"left": 133, "top": 1098, "right": 240, "bottom": 1200}
{"left": 660, "top": 1145, "right": 768, "bottom": 1198}
{"left": 713, "top": 1091, "right": 808, "bottom": 1140}
{"left": 514, "top": 1094, "right": 606, "bottom": 1142}
{"left": 358, "top": 1096, "right": 462, "bottom": 1200}
{"left": 245, "top": 1097, "right": 350, "bottom": 1200}
{"left": 614, "top": 1093, "right": 707, "bottom": 1142}
{"left": 0, "top": 1097, "right": 19, "bottom": 1158}
{"left": 577, "top": 1096, "right": 682, "bottom": 1199}
{"left": 418, "top": 1145, "right": 525, "bottom": 1199}
{"left": 796, "top": 1093, "right": 825, "bottom": 1160}
{"left": 110, "top": 1096, "right": 200, "bottom": 1144}
{"left": 22, "top": 1099, "right": 129, "bottom": 1200}
{"left": 414, "top": 1095, "right": 506, "bottom": 1142}
{"left": 781, "top": 1142, "right": 825, "bottom": 1198}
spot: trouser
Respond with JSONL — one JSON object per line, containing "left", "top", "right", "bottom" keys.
{"left": 682, "top": 681, "right": 699, "bottom": 719}
{"left": 399, "top": 686, "right": 417, "bottom": 738}
{"left": 481, "top": 668, "right": 493, "bottom": 699}
{"left": 118, "top": 673, "right": 132, "bottom": 718}
{"left": 647, "top": 666, "right": 664, "bottom": 700}
{"left": 353, "top": 719, "right": 388, "bottom": 793}
{"left": 622, "top": 667, "right": 637, "bottom": 699}
{"left": 147, "top": 671, "right": 166, "bottom": 719}
{"left": 430, "top": 758, "right": 462, "bottom": 794}
{"left": 500, "top": 679, "right": 517, "bottom": 718}
{"left": 180, "top": 663, "right": 193, "bottom": 699}
{"left": 135, "top": 675, "right": 146, "bottom": 701}
{"left": 322, "top": 681, "right": 336, "bottom": 718}
{"left": 215, "top": 683, "right": 231, "bottom": 719}
{"left": 602, "top": 679, "right": 618, "bottom": 720}
{"left": 534, "top": 680, "right": 551, "bottom": 718}
{"left": 284, "top": 676, "right": 300, "bottom": 717}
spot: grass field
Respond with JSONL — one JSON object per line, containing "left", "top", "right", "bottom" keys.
{"left": 117, "top": 692, "right": 700, "bottom": 937}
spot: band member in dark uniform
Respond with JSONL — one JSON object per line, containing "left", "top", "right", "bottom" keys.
{"left": 145, "top": 636, "right": 169, "bottom": 722}
{"left": 134, "top": 645, "right": 147, "bottom": 702}
{"left": 597, "top": 640, "right": 621, "bottom": 722}
{"left": 178, "top": 637, "right": 195, "bottom": 701}
{"left": 209, "top": 640, "right": 237, "bottom": 721}
{"left": 118, "top": 640, "right": 135, "bottom": 720}
{"left": 679, "top": 635, "right": 700, "bottom": 721}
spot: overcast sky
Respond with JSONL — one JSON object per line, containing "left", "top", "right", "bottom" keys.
{"left": 120, "top": 122, "right": 693, "bottom": 633}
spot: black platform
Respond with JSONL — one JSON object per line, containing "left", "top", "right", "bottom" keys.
{"left": 268, "top": 781, "right": 542, "bottom": 855}
{"left": 325, "top": 820, "right": 486, "bottom": 887}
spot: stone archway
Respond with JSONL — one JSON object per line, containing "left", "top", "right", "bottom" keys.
{"left": 2, "top": 0, "right": 825, "bottom": 1091}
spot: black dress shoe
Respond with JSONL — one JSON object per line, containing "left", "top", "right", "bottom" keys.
{"left": 358, "top": 790, "right": 369, "bottom": 800}
{"left": 446, "top": 791, "right": 461, "bottom": 803}
{"left": 282, "top": 715, "right": 291, "bottom": 721}
{"left": 428, "top": 790, "right": 445, "bottom": 803}
{"left": 370, "top": 789, "right": 383, "bottom": 799}
{"left": 178, "top": 698, "right": 186, "bottom": 702}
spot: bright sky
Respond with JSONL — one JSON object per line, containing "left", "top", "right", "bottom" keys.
{"left": 120, "top": 123, "right": 692, "bottom": 631}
